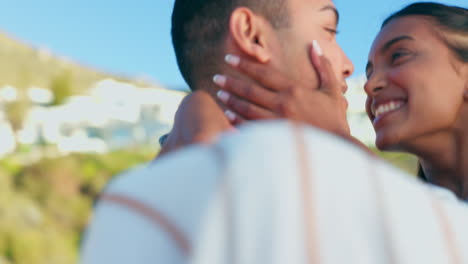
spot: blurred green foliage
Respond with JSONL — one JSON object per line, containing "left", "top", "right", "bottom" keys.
{"left": 50, "top": 70, "right": 73, "bottom": 106}
{"left": 0, "top": 33, "right": 108, "bottom": 93}
{"left": 0, "top": 31, "right": 149, "bottom": 136}
{"left": 0, "top": 148, "right": 155, "bottom": 264}
{"left": 3, "top": 99, "right": 30, "bottom": 131}
{"left": 0, "top": 33, "right": 145, "bottom": 104}
{"left": 371, "top": 147, "right": 419, "bottom": 175}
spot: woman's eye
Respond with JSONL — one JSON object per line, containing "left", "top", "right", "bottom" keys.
{"left": 391, "top": 51, "right": 408, "bottom": 63}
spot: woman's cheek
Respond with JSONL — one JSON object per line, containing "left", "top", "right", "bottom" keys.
{"left": 387, "top": 67, "right": 411, "bottom": 88}
{"left": 365, "top": 97, "right": 373, "bottom": 119}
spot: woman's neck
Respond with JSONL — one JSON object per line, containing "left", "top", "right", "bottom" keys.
{"left": 415, "top": 127, "right": 468, "bottom": 199}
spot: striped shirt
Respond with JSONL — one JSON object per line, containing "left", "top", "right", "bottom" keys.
{"left": 81, "top": 121, "right": 468, "bottom": 264}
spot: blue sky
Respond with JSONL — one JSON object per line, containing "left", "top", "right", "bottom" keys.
{"left": 0, "top": 0, "right": 463, "bottom": 90}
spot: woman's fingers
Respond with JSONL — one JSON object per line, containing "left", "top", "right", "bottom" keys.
{"left": 309, "top": 40, "right": 324, "bottom": 87}
{"left": 224, "top": 54, "right": 289, "bottom": 92}
{"left": 309, "top": 40, "right": 342, "bottom": 97}
{"left": 224, "top": 109, "right": 246, "bottom": 126}
{"left": 213, "top": 74, "right": 277, "bottom": 110}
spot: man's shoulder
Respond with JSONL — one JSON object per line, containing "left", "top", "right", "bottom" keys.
{"left": 108, "top": 147, "right": 218, "bottom": 193}
{"left": 98, "top": 146, "right": 223, "bottom": 238}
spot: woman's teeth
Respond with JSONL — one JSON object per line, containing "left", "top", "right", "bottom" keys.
{"left": 374, "top": 101, "right": 405, "bottom": 119}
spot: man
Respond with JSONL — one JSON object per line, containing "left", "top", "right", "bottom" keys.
{"left": 82, "top": 1, "right": 356, "bottom": 261}
{"left": 80, "top": 0, "right": 468, "bottom": 263}
{"left": 160, "top": 0, "right": 354, "bottom": 155}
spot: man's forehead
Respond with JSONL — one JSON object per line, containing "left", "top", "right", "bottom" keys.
{"left": 288, "top": 0, "right": 335, "bottom": 8}
{"left": 288, "top": 0, "right": 338, "bottom": 14}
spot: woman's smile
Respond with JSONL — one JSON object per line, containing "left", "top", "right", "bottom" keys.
{"left": 371, "top": 99, "right": 407, "bottom": 126}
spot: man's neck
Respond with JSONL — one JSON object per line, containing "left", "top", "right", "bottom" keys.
{"left": 192, "top": 83, "right": 218, "bottom": 98}
{"left": 190, "top": 80, "right": 227, "bottom": 110}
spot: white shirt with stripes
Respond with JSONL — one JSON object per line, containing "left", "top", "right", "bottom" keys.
{"left": 80, "top": 121, "right": 468, "bottom": 264}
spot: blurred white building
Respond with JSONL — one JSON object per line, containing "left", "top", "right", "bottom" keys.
{"left": 345, "top": 75, "right": 376, "bottom": 145}
{"left": 17, "top": 79, "right": 186, "bottom": 154}
{"left": 2, "top": 76, "right": 375, "bottom": 156}
{"left": 27, "top": 86, "right": 54, "bottom": 105}
{"left": 0, "top": 85, "right": 18, "bottom": 103}
{"left": 90, "top": 79, "right": 185, "bottom": 124}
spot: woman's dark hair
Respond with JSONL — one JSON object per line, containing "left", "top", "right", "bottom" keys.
{"left": 383, "top": 2, "right": 468, "bottom": 182}
{"left": 382, "top": 2, "right": 468, "bottom": 63}
{"left": 417, "top": 164, "right": 427, "bottom": 182}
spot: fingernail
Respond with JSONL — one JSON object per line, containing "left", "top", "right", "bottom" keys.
{"left": 312, "top": 40, "right": 323, "bottom": 56}
{"left": 217, "top": 90, "right": 230, "bottom": 103}
{"left": 224, "top": 110, "right": 236, "bottom": 122}
{"left": 213, "top": 74, "right": 227, "bottom": 87}
{"left": 225, "top": 54, "right": 240, "bottom": 66}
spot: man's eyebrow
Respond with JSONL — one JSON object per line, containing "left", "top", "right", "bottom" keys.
{"left": 381, "top": 35, "right": 414, "bottom": 53}
{"left": 320, "top": 5, "right": 339, "bottom": 26}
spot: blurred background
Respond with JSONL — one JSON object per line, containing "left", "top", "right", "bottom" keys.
{"left": 0, "top": 0, "right": 462, "bottom": 263}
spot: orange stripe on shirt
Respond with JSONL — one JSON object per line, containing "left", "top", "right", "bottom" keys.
{"left": 368, "top": 156, "right": 400, "bottom": 263}
{"left": 100, "top": 193, "right": 191, "bottom": 257}
{"left": 292, "top": 123, "right": 321, "bottom": 264}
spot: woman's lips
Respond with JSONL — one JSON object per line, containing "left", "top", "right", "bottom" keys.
{"left": 372, "top": 99, "right": 407, "bottom": 124}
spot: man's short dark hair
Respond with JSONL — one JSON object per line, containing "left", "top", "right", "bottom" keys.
{"left": 171, "top": 0, "right": 289, "bottom": 89}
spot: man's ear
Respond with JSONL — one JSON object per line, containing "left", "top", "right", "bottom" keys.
{"left": 229, "top": 7, "right": 272, "bottom": 64}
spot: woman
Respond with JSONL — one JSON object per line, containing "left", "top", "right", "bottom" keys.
{"left": 364, "top": 3, "right": 468, "bottom": 194}
{"left": 214, "top": 2, "right": 468, "bottom": 199}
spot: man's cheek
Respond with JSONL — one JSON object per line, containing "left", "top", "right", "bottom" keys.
{"left": 328, "top": 54, "right": 343, "bottom": 79}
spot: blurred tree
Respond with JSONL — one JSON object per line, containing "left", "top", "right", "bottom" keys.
{"left": 50, "top": 69, "right": 73, "bottom": 106}
{"left": 17, "top": 65, "right": 32, "bottom": 90}
{"left": 0, "top": 148, "right": 155, "bottom": 264}
{"left": 4, "top": 98, "right": 30, "bottom": 132}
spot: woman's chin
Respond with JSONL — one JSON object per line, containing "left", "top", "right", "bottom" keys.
{"left": 375, "top": 132, "right": 403, "bottom": 152}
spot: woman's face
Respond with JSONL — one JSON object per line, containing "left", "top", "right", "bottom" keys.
{"left": 364, "top": 16, "right": 468, "bottom": 151}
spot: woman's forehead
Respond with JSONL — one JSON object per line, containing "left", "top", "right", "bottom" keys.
{"left": 370, "top": 17, "right": 435, "bottom": 55}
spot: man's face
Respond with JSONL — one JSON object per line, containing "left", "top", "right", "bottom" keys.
{"left": 271, "top": 0, "right": 354, "bottom": 92}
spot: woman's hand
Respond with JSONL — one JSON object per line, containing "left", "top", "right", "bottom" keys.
{"left": 213, "top": 40, "right": 350, "bottom": 137}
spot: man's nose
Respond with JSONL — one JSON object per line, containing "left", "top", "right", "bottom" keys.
{"left": 342, "top": 55, "right": 354, "bottom": 78}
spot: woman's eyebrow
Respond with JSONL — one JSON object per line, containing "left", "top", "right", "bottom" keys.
{"left": 320, "top": 5, "right": 339, "bottom": 26}
{"left": 366, "top": 35, "right": 414, "bottom": 77}
{"left": 381, "top": 35, "right": 414, "bottom": 54}
{"left": 365, "top": 62, "right": 373, "bottom": 78}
